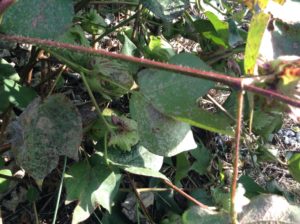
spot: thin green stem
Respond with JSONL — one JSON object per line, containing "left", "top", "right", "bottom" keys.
{"left": 80, "top": 72, "right": 114, "bottom": 133}
{"left": 33, "top": 202, "right": 39, "bottom": 224}
{"left": 47, "top": 65, "right": 66, "bottom": 97}
{"left": 104, "top": 132, "right": 109, "bottom": 166}
{"left": 52, "top": 156, "right": 67, "bottom": 224}
{"left": 92, "top": 12, "right": 138, "bottom": 45}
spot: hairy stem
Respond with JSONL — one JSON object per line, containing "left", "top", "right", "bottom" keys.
{"left": 163, "top": 179, "right": 211, "bottom": 210}
{"left": 230, "top": 90, "right": 244, "bottom": 224}
{"left": 1, "top": 34, "right": 300, "bottom": 108}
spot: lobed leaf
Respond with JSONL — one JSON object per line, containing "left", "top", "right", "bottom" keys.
{"left": 65, "top": 154, "right": 121, "bottom": 224}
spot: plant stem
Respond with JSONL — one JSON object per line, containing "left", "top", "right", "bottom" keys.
{"left": 47, "top": 65, "right": 66, "bottom": 97}
{"left": 33, "top": 202, "right": 39, "bottom": 224}
{"left": 80, "top": 72, "right": 114, "bottom": 133}
{"left": 104, "top": 132, "right": 109, "bottom": 166}
{"left": 162, "top": 179, "right": 211, "bottom": 209}
{"left": 92, "top": 12, "right": 138, "bottom": 45}
{"left": 230, "top": 90, "right": 244, "bottom": 224}
{"left": 0, "top": 143, "right": 10, "bottom": 154}
{"left": 2, "top": 34, "right": 300, "bottom": 108}
{"left": 52, "top": 156, "right": 67, "bottom": 224}
{"left": 127, "top": 173, "right": 155, "bottom": 224}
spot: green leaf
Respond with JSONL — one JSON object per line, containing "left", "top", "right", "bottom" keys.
{"left": 124, "top": 166, "right": 168, "bottom": 180}
{"left": 0, "top": 169, "right": 12, "bottom": 193}
{"left": 1, "top": 79, "right": 37, "bottom": 109}
{"left": 288, "top": 152, "right": 300, "bottom": 183}
{"left": 161, "top": 213, "right": 183, "bottom": 224}
{"left": 253, "top": 110, "right": 283, "bottom": 140}
{"left": 188, "top": 189, "right": 214, "bottom": 207}
{"left": 175, "top": 153, "right": 190, "bottom": 184}
{"left": 58, "top": 25, "right": 90, "bottom": 46}
{"left": 106, "top": 145, "right": 164, "bottom": 171}
{"left": 191, "top": 143, "right": 212, "bottom": 175}
{"left": 238, "top": 194, "right": 300, "bottom": 223}
{"left": 80, "top": 9, "right": 107, "bottom": 35}
{"left": 228, "top": 19, "right": 244, "bottom": 47}
{"left": 121, "top": 33, "right": 138, "bottom": 56}
{"left": 205, "top": 11, "right": 229, "bottom": 45}
{"left": 0, "top": 59, "right": 37, "bottom": 112}
{"left": 0, "top": 59, "right": 19, "bottom": 81}
{"left": 109, "top": 115, "right": 139, "bottom": 152}
{"left": 65, "top": 154, "right": 121, "bottom": 224}
{"left": 138, "top": 53, "right": 233, "bottom": 135}
{"left": 26, "top": 186, "right": 39, "bottom": 203}
{"left": 140, "top": 0, "right": 189, "bottom": 21}
{"left": 8, "top": 94, "right": 82, "bottom": 181}
{"left": 0, "top": 0, "right": 74, "bottom": 39}
{"left": 182, "top": 206, "right": 230, "bottom": 224}
{"left": 145, "top": 35, "right": 175, "bottom": 61}
{"left": 212, "top": 187, "right": 230, "bottom": 211}
{"left": 244, "top": 12, "right": 270, "bottom": 74}
{"left": 130, "top": 93, "right": 197, "bottom": 157}
{"left": 238, "top": 175, "right": 267, "bottom": 198}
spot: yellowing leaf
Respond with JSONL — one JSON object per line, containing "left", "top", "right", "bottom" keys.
{"left": 244, "top": 12, "right": 270, "bottom": 75}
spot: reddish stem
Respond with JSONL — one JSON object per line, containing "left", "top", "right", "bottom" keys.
{"left": 1, "top": 34, "right": 300, "bottom": 108}
{"left": 163, "top": 179, "right": 209, "bottom": 209}
{"left": 230, "top": 90, "right": 244, "bottom": 224}
{"left": 0, "top": 0, "right": 16, "bottom": 14}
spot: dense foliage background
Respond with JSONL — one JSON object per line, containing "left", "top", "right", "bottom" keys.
{"left": 0, "top": 0, "right": 300, "bottom": 223}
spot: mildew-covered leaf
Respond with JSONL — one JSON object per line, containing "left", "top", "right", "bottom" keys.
{"left": 238, "top": 194, "right": 300, "bottom": 223}
{"left": 130, "top": 93, "right": 197, "bottom": 157}
{"left": 106, "top": 145, "right": 164, "bottom": 171}
{"left": 182, "top": 206, "right": 230, "bottom": 224}
{"left": 8, "top": 94, "right": 82, "bottom": 181}
{"left": 140, "top": 0, "right": 189, "bottom": 21}
{"left": 0, "top": 0, "right": 74, "bottom": 39}
{"left": 138, "top": 53, "right": 233, "bottom": 135}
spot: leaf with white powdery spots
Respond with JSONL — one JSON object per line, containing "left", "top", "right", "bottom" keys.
{"left": 138, "top": 53, "right": 233, "bottom": 135}
{"left": 140, "top": 0, "right": 189, "bottom": 21}
{"left": 8, "top": 94, "right": 82, "bottom": 181}
{"left": 238, "top": 194, "right": 300, "bottom": 223}
{"left": 106, "top": 145, "right": 164, "bottom": 171}
{"left": 0, "top": 0, "right": 74, "bottom": 39}
{"left": 130, "top": 93, "right": 197, "bottom": 157}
